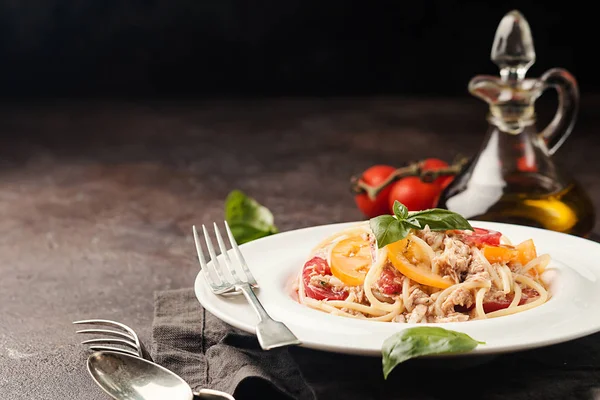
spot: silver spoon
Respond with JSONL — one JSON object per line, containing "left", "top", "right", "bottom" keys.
{"left": 87, "top": 351, "right": 235, "bottom": 400}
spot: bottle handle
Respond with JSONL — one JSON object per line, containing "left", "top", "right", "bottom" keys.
{"left": 539, "top": 68, "right": 579, "bottom": 155}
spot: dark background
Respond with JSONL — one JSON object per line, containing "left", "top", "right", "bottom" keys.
{"left": 0, "top": 1, "right": 596, "bottom": 99}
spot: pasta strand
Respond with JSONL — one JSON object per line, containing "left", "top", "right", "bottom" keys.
{"left": 297, "top": 224, "right": 550, "bottom": 323}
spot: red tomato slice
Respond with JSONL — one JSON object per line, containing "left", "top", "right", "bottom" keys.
{"left": 302, "top": 257, "right": 348, "bottom": 300}
{"left": 456, "top": 228, "right": 502, "bottom": 247}
{"left": 482, "top": 288, "right": 539, "bottom": 313}
{"left": 377, "top": 266, "right": 403, "bottom": 295}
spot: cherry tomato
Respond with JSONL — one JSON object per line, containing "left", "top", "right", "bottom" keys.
{"left": 422, "top": 158, "right": 453, "bottom": 188}
{"left": 456, "top": 228, "right": 502, "bottom": 247}
{"left": 377, "top": 266, "right": 403, "bottom": 295}
{"left": 354, "top": 165, "right": 396, "bottom": 218}
{"left": 387, "top": 177, "right": 440, "bottom": 212}
{"left": 439, "top": 175, "right": 454, "bottom": 191}
{"left": 482, "top": 288, "right": 538, "bottom": 313}
{"left": 302, "top": 257, "right": 348, "bottom": 300}
{"left": 432, "top": 176, "right": 455, "bottom": 207}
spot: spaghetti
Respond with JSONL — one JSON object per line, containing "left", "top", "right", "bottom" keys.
{"left": 295, "top": 223, "right": 550, "bottom": 323}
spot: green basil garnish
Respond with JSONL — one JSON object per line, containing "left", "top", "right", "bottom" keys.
{"left": 369, "top": 215, "right": 411, "bottom": 249}
{"left": 382, "top": 327, "right": 485, "bottom": 379}
{"left": 369, "top": 201, "right": 473, "bottom": 248}
{"left": 392, "top": 201, "right": 409, "bottom": 220}
{"left": 224, "top": 190, "right": 278, "bottom": 244}
{"left": 406, "top": 208, "right": 473, "bottom": 231}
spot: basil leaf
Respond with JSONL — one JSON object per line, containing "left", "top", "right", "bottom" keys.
{"left": 408, "top": 208, "right": 473, "bottom": 232}
{"left": 392, "top": 201, "right": 408, "bottom": 220}
{"left": 227, "top": 223, "right": 274, "bottom": 245}
{"left": 225, "top": 190, "right": 278, "bottom": 244}
{"left": 402, "top": 218, "right": 422, "bottom": 230}
{"left": 382, "top": 327, "right": 484, "bottom": 379}
{"left": 369, "top": 215, "right": 411, "bottom": 248}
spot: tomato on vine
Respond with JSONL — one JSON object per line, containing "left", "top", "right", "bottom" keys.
{"left": 387, "top": 177, "right": 440, "bottom": 212}
{"left": 421, "top": 158, "right": 454, "bottom": 188}
{"left": 352, "top": 157, "right": 463, "bottom": 215}
{"left": 354, "top": 165, "right": 396, "bottom": 217}
{"left": 387, "top": 158, "right": 456, "bottom": 211}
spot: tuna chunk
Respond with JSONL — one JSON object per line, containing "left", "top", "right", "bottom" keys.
{"left": 407, "top": 304, "right": 428, "bottom": 323}
{"left": 405, "top": 287, "right": 432, "bottom": 311}
{"left": 432, "top": 237, "right": 472, "bottom": 283}
{"left": 416, "top": 226, "right": 446, "bottom": 251}
{"left": 441, "top": 287, "right": 474, "bottom": 315}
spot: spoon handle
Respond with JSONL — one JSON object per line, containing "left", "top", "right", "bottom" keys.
{"left": 193, "top": 389, "right": 235, "bottom": 400}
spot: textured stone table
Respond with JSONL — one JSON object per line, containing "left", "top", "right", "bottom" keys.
{"left": 0, "top": 98, "right": 599, "bottom": 399}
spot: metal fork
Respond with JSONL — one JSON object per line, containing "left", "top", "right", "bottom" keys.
{"left": 193, "top": 221, "right": 301, "bottom": 350}
{"left": 74, "top": 320, "right": 235, "bottom": 400}
{"left": 73, "top": 319, "right": 153, "bottom": 361}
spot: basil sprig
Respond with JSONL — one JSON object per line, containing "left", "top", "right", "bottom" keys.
{"left": 225, "top": 190, "right": 278, "bottom": 244}
{"left": 382, "top": 327, "right": 485, "bottom": 379}
{"left": 369, "top": 201, "right": 473, "bottom": 248}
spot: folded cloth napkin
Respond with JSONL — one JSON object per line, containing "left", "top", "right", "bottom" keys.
{"left": 153, "top": 288, "right": 600, "bottom": 400}
{"left": 152, "top": 288, "right": 317, "bottom": 400}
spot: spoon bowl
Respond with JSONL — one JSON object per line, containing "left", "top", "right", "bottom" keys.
{"left": 87, "top": 351, "right": 234, "bottom": 400}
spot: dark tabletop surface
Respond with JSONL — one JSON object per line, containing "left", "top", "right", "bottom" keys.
{"left": 1, "top": 97, "right": 599, "bottom": 399}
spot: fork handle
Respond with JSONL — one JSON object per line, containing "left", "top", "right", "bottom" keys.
{"left": 236, "top": 283, "right": 301, "bottom": 350}
{"left": 237, "top": 282, "right": 270, "bottom": 322}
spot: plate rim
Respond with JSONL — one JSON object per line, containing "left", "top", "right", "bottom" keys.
{"left": 194, "top": 219, "right": 600, "bottom": 357}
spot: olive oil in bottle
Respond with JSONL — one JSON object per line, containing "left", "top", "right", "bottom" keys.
{"left": 437, "top": 10, "right": 595, "bottom": 237}
{"left": 438, "top": 166, "right": 595, "bottom": 236}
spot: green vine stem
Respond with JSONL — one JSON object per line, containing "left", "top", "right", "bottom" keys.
{"left": 350, "top": 156, "right": 470, "bottom": 201}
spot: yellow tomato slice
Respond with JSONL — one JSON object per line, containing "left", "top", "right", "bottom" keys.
{"left": 330, "top": 237, "right": 372, "bottom": 286}
{"left": 387, "top": 238, "right": 454, "bottom": 289}
{"left": 482, "top": 244, "right": 519, "bottom": 264}
{"left": 516, "top": 239, "right": 537, "bottom": 266}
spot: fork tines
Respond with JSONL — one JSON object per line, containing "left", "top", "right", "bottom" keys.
{"left": 73, "top": 319, "right": 147, "bottom": 359}
{"left": 193, "top": 221, "right": 301, "bottom": 350}
{"left": 192, "top": 221, "right": 258, "bottom": 291}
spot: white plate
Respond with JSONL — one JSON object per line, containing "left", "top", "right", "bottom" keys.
{"left": 194, "top": 221, "right": 600, "bottom": 357}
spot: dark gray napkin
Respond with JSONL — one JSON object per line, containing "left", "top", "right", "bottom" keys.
{"left": 153, "top": 287, "right": 600, "bottom": 400}
{"left": 152, "top": 288, "right": 316, "bottom": 400}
